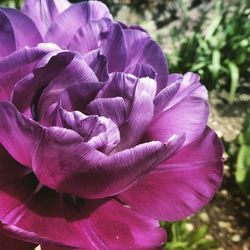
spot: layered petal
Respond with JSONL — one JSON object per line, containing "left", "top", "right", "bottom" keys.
{"left": 119, "top": 127, "right": 223, "bottom": 221}
{"left": 22, "top": 0, "right": 71, "bottom": 38}
{"left": 0, "top": 8, "right": 42, "bottom": 49}
{"left": 124, "top": 28, "right": 168, "bottom": 91}
{"left": 45, "top": 1, "right": 112, "bottom": 47}
{"left": 0, "top": 43, "right": 60, "bottom": 101}
{"left": 147, "top": 72, "right": 209, "bottom": 146}
{"left": 12, "top": 50, "right": 74, "bottom": 118}
{"left": 33, "top": 126, "right": 174, "bottom": 198}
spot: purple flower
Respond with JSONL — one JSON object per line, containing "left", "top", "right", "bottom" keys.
{"left": 0, "top": 1, "right": 223, "bottom": 249}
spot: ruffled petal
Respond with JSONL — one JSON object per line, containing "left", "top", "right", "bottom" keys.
{"left": 45, "top": 2, "right": 112, "bottom": 48}
{"left": 22, "top": 0, "right": 71, "bottom": 38}
{"left": 116, "top": 77, "right": 157, "bottom": 150}
{"left": 147, "top": 72, "right": 209, "bottom": 146}
{"left": 0, "top": 43, "right": 60, "bottom": 101}
{"left": 118, "top": 127, "right": 223, "bottom": 221}
{"left": 58, "top": 106, "right": 120, "bottom": 153}
{"left": 0, "top": 8, "right": 42, "bottom": 49}
{"left": 12, "top": 50, "right": 74, "bottom": 118}
{"left": 38, "top": 54, "right": 98, "bottom": 125}
{"left": 86, "top": 97, "right": 127, "bottom": 127}
{"left": 124, "top": 28, "right": 168, "bottom": 92}
{"left": 33, "top": 125, "right": 174, "bottom": 198}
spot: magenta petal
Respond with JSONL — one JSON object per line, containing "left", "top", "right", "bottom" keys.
{"left": 22, "top": 0, "right": 71, "bottom": 38}
{"left": 0, "top": 102, "right": 43, "bottom": 168}
{"left": 0, "top": 8, "right": 42, "bottom": 49}
{"left": 147, "top": 72, "right": 209, "bottom": 146}
{"left": 124, "top": 28, "right": 168, "bottom": 92}
{"left": 0, "top": 232, "right": 36, "bottom": 250}
{"left": 89, "top": 199, "right": 166, "bottom": 249}
{"left": 118, "top": 127, "right": 223, "bottom": 221}
{"left": 45, "top": 2, "right": 112, "bottom": 47}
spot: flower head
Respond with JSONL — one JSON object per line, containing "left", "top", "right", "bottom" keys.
{"left": 0, "top": 1, "right": 223, "bottom": 249}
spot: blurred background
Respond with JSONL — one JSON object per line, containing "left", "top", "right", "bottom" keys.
{"left": 0, "top": 0, "right": 249, "bottom": 249}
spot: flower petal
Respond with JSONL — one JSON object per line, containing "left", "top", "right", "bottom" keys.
{"left": 22, "top": 0, "right": 71, "bottom": 38}
{"left": 0, "top": 8, "right": 42, "bottom": 49}
{"left": 87, "top": 199, "right": 166, "bottom": 249}
{"left": 84, "top": 50, "right": 109, "bottom": 82}
{"left": 0, "top": 43, "right": 60, "bottom": 101}
{"left": 126, "top": 63, "right": 156, "bottom": 79}
{"left": 0, "top": 102, "right": 43, "bottom": 168}
{"left": 147, "top": 72, "right": 209, "bottom": 146}
{"left": 45, "top": 2, "right": 112, "bottom": 47}
{"left": 124, "top": 28, "right": 168, "bottom": 92}
{"left": 33, "top": 126, "right": 172, "bottom": 199}
{"left": 12, "top": 50, "right": 74, "bottom": 118}
{"left": 0, "top": 185, "right": 165, "bottom": 249}
{"left": 100, "top": 22, "right": 127, "bottom": 72}
{"left": 0, "top": 10, "right": 16, "bottom": 58}
{"left": 38, "top": 54, "right": 98, "bottom": 125}
{"left": 86, "top": 97, "right": 127, "bottom": 127}
{"left": 118, "top": 127, "right": 223, "bottom": 221}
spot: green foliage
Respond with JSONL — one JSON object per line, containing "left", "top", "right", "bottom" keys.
{"left": 161, "top": 221, "right": 216, "bottom": 250}
{"left": 168, "top": 0, "right": 250, "bottom": 102}
{"left": 0, "top": 0, "right": 22, "bottom": 8}
{"left": 236, "top": 110, "right": 250, "bottom": 199}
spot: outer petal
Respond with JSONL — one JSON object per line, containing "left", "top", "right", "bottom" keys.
{"left": 22, "top": 0, "right": 71, "bottom": 38}
{"left": 124, "top": 28, "right": 168, "bottom": 92}
{"left": 45, "top": 2, "right": 112, "bottom": 47}
{"left": 118, "top": 127, "right": 224, "bottom": 221}
{"left": 147, "top": 72, "right": 209, "bottom": 146}
{"left": 0, "top": 43, "right": 60, "bottom": 101}
{"left": 0, "top": 185, "right": 165, "bottom": 249}
{"left": 0, "top": 8, "right": 42, "bottom": 49}
{"left": 0, "top": 232, "right": 36, "bottom": 250}
{"left": 0, "top": 102, "right": 43, "bottom": 168}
